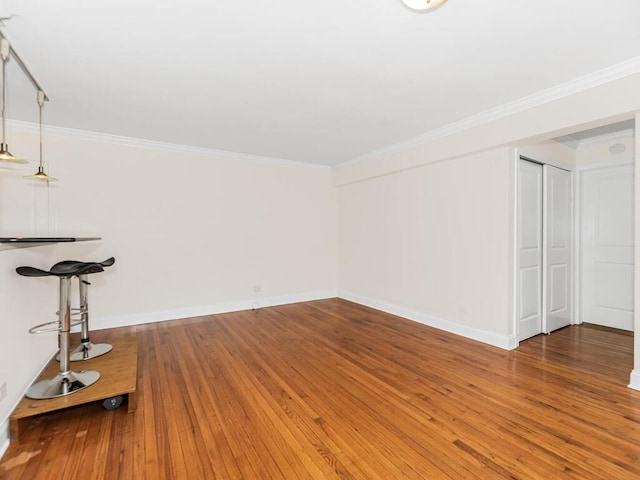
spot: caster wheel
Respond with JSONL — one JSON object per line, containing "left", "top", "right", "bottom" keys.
{"left": 103, "top": 395, "right": 124, "bottom": 410}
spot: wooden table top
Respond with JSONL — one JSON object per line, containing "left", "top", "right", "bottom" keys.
{"left": 10, "top": 335, "right": 137, "bottom": 420}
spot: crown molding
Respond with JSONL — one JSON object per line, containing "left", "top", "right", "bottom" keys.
{"left": 338, "top": 55, "right": 640, "bottom": 169}
{"left": 8, "top": 120, "right": 331, "bottom": 170}
{"left": 8, "top": 55, "right": 640, "bottom": 172}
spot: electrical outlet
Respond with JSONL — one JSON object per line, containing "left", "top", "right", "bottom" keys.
{"left": 253, "top": 285, "right": 261, "bottom": 293}
{"left": 0, "top": 382, "right": 7, "bottom": 402}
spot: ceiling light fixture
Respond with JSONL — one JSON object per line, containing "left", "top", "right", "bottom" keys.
{"left": 24, "top": 90, "right": 57, "bottom": 182}
{"left": 0, "top": 37, "right": 26, "bottom": 164}
{"left": 401, "top": 0, "right": 448, "bottom": 11}
{"left": 609, "top": 143, "right": 626, "bottom": 155}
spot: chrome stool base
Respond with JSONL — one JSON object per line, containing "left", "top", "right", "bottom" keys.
{"left": 26, "top": 370, "right": 100, "bottom": 400}
{"left": 65, "top": 264, "right": 115, "bottom": 362}
{"left": 68, "top": 342, "right": 113, "bottom": 362}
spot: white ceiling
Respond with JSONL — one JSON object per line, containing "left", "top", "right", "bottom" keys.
{"left": 1, "top": 0, "right": 639, "bottom": 166}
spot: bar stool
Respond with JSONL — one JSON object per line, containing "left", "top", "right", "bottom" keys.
{"left": 16, "top": 261, "right": 104, "bottom": 399}
{"left": 52, "top": 257, "right": 115, "bottom": 362}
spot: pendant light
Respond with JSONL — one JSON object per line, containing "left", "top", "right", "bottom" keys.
{"left": 24, "top": 90, "right": 57, "bottom": 182}
{"left": 0, "top": 37, "right": 26, "bottom": 164}
{"left": 401, "top": 0, "right": 448, "bottom": 11}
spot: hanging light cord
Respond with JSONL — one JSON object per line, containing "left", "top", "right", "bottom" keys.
{"left": 26, "top": 89, "right": 57, "bottom": 182}
{"left": 1, "top": 42, "right": 7, "bottom": 150}
{"left": 38, "top": 90, "right": 44, "bottom": 168}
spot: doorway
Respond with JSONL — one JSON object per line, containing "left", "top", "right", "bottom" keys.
{"left": 580, "top": 163, "right": 634, "bottom": 331}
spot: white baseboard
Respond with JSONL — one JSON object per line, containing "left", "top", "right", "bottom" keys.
{"left": 0, "top": 419, "right": 8, "bottom": 461}
{"left": 91, "top": 290, "right": 338, "bottom": 331}
{"left": 338, "top": 291, "right": 517, "bottom": 350}
{"left": 629, "top": 370, "right": 640, "bottom": 391}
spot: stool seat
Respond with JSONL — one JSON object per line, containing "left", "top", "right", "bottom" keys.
{"left": 50, "top": 257, "right": 115, "bottom": 274}
{"left": 17, "top": 262, "right": 104, "bottom": 278}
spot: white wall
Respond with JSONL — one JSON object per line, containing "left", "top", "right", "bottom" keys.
{"left": 335, "top": 70, "right": 640, "bottom": 357}
{"left": 0, "top": 242, "right": 59, "bottom": 457}
{"left": 0, "top": 127, "right": 338, "bottom": 447}
{"left": 49, "top": 132, "right": 338, "bottom": 325}
{"left": 338, "top": 148, "right": 516, "bottom": 348}
{"left": 0, "top": 161, "right": 62, "bottom": 455}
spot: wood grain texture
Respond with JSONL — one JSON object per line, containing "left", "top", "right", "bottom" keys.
{"left": 10, "top": 335, "right": 138, "bottom": 440}
{"left": 1, "top": 299, "right": 638, "bottom": 479}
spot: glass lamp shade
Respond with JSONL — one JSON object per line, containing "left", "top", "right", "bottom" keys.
{"left": 24, "top": 165, "right": 57, "bottom": 182}
{"left": 401, "top": 0, "right": 448, "bottom": 11}
{"left": 0, "top": 143, "right": 27, "bottom": 164}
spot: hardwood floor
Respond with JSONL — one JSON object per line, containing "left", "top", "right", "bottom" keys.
{"left": 1, "top": 299, "right": 639, "bottom": 479}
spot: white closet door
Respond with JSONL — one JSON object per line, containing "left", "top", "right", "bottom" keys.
{"left": 581, "top": 164, "right": 634, "bottom": 331}
{"left": 543, "top": 165, "right": 573, "bottom": 333}
{"left": 518, "top": 160, "right": 543, "bottom": 341}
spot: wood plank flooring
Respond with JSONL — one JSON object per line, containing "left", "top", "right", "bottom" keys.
{"left": 1, "top": 299, "right": 639, "bottom": 479}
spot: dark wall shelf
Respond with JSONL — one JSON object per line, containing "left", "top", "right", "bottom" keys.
{"left": 0, "top": 237, "right": 101, "bottom": 248}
